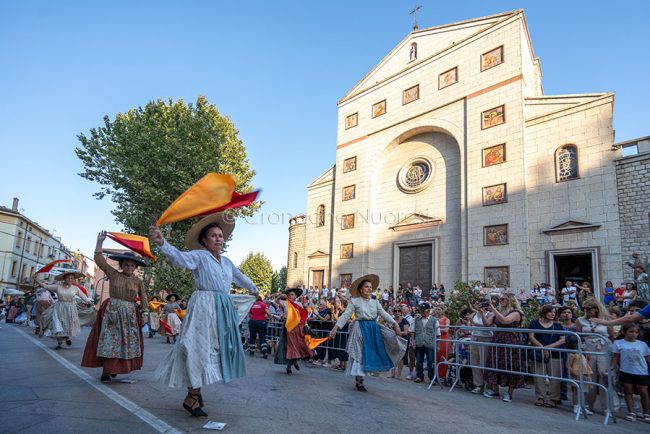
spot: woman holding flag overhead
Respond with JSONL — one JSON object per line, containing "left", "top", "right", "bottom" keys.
{"left": 34, "top": 270, "right": 92, "bottom": 349}
{"left": 329, "top": 274, "right": 407, "bottom": 392}
{"left": 81, "top": 231, "right": 149, "bottom": 382}
{"left": 150, "top": 212, "right": 258, "bottom": 418}
{"left": 274, "top": 287, "right": 314, "bottom": 374}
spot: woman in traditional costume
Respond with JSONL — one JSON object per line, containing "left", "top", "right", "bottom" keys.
{"left": 34, "top": 271, "right": 92, "bottom": 349}
{"left": 329, "top": 275, "right": 406, "bottom": 391}
{"left": 147, "top": 295, "right": 163, "bottom": 338}
{"left": 274, "top": 287, "right": 313, "bottom": 374}
{"left": 149, "top": 212, "right": 258, "bottom": 418}
{"left": 161, "top": 293, "right": 182, "bottom": 344}
{"left": 81, "top": 231, "right": 148, "bottom": 382}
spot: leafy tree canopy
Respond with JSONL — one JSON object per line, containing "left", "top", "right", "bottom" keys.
{"left": 76, "top": 96, "right": 258, "bottom": 298}
{"left": 239, "top": 252, "right": 273, "bottom": 293}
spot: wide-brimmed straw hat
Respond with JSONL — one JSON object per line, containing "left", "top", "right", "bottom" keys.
{"left": 349, "top": 274, "right": 380, "bottom": 297}
{"left": 108, "top": 251, "right": 148, "bottom": 267}
{"left": 184, "top": 212, "right": 235, "bottom": 251}
{"left": 54, "top": 271, "right": 84, "bottom": 281}
{"left": 284, "top": 287, "right": 303, "bottom": 297}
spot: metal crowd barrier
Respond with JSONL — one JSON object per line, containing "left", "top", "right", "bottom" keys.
{"left": 430, "top": 325, "right": 615, "bottom": 425}
{"left": 260, "top": 321, "right": 616, "bottom": 425}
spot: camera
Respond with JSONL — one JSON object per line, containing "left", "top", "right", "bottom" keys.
{"left": 477, "top": 299, "right": 491, "bottom": 309}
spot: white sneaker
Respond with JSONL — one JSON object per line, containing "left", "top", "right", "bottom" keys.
{"left": 406, "top": 374, "right": 413, "bottom": 380}
{"left": 471, "top": 387, "right": 483, "bottom": 394}
{"left": 322, "top": 362, "right": 330, "bottom": 368}
{"left": 574, "top": 405, "right": 593, "bottom": 416}
{"left": 502, "top": 393, "right": 512, "bottom": 402}
{"left": 483, "top": 390, "right": 498, "bottom": 398}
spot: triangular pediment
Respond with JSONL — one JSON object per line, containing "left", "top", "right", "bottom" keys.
{"left": 543, "top": 220, "right": 601, "bottom": 234}
{"left": 389, "top": 213, "right": 442, "bottom": 232}
{"left": 308, "top": 250, "right": 329, "bottom": 258}
{"left": 339, "top": 10, "right": 521, "bottom": 104}
{"left": 307, "top": 166, "right": 334, "bottom": 189}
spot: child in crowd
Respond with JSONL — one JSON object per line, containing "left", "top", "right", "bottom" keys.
{"left": 566, "top": 336, "right": 593, "bottom": 417}
{"left": 611, "top": 323, "right": 650, "bottom": 422}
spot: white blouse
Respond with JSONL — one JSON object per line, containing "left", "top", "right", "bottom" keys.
{"left": 161, "top": 241, "right": 257, "bottom": 294}
{"left": 335, "top": 297, "right": 397, "bottom": 329}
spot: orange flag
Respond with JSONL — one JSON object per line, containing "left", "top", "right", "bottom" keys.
{"left": 285, "top": 299, "right": 307, "bottom": 332}
{"left": 35, "top": 259, "right": 73, "bottom": 274}
{"left": 175, "top": 308, "right": 186, "bottom": 320}
{"left": 107, "top": 232, "right": 156, "bottom": 260}
{"left": 149, "top": 300, "right": 164, "bottom": 311}
{"left": 304, "top": 335, "right": 330, "bottom": 350}
{"left": 156, "top": 173, "right": 235, "bottom": 225}
{"left": 197, "top": 190, "right": 261, "bottom": 217}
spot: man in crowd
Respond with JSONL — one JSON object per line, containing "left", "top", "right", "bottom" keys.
{"left": 413, "top": 302, "right": 440, "bottom": 383}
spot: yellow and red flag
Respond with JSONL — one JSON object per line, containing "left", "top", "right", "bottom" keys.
{"left": 107, "top": 232, "right": 156, "bottom": 260}
{"left": 35, "top": 259, "right": 73, "bottom": 274}
{"left": 197, "top": 190, "right": 261, "bottom": 217}
{"left": 156, "top": 173, "right": 236, "bottom": 225}
{"left": 285, "top": 299, "right": 308, "bottom": 332}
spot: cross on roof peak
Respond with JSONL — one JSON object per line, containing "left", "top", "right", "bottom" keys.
{"left": 410, "top": 4, "right": 422, "bottom": 31}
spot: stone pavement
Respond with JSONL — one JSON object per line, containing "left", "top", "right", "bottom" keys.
{"left": 0, "top": 323, "right": 641, "bottom": 433}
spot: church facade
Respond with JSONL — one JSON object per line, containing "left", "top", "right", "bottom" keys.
{"left": 287, "top": 10, "right": 626, "bottom": 293}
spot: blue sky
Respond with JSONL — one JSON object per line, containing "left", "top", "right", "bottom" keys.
{"left": 1, "top": 0, "right": 648, "bottom": 270}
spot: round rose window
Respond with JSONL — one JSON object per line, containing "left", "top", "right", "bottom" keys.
{"left": 397, "top": 157, "right": 435, "bottom": 193}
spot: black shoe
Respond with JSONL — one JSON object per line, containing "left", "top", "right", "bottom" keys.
{"left": 355, "top": 382, "right": 367, "bottom": 392}
{"left": 286, "top": 366, "right": 292, "bottom": 375}
{"left": 183, "top": 394, "right": 208, "bottom": 418}
{"left": 100, "top": 374, "right": 111, "bottom": 383}
{"left": 249, "top": 351, "right": 254, "bottom": 357}
{"left": 65, "top": 338, "right": 72, "bottom": 346}
{"left": 262, "top": 353, "right": 268, "bottom": 359}
{"left": 293, "top": 361, "right": 300, "bottom": 371}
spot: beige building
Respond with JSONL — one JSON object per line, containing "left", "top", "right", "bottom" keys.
{"left": 0, "top": 198, "right": 75, "bottom": 292}
{"left": 287, "top": 10, "right": 628, "bottom": 294}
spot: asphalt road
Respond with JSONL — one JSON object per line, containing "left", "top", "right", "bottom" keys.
{"left": 0, "top": 323, "right": 640, "bottom": 433}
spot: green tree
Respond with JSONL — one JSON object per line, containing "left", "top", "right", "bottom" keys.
{"left": 271, "top": 266, "right": 287, "bottom": 293}
{"left": 76, "top": 96, "right": 258, "bottom": 298}
{"left": 239, "top": 252, "right": 273, "bottom": 293}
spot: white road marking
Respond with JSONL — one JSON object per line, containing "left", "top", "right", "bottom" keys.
{"left": 15, "top": 327, "right": 182, "bottom": 434}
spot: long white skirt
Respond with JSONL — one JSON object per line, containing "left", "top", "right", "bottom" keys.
{"left": 156, "top": 291, "right": 254, "bottom": 389}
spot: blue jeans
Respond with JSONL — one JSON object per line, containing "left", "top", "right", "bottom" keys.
{"left": 415, "top": 346, "right": 435, "bottom": 380}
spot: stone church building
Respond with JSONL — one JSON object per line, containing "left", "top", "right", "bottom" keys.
{"left": 287, "top": 10, "right": 641, "bottom": 294}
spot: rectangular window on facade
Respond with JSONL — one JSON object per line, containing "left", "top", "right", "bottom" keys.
{"left": 341, "top": 213, "right": 355, "bottom": 230}
{"left": 16, "top": 231, "right": 22, "bottom": 249}
{"left": 481, "top": 105, "right": 505, "bottom": 129}
{"left": 482, "top": 143, "right": 506, "bottom": 167}
{"left": 26, "top": 237, "right": 31, "bottom": 253}
{"left": 343, "top": 156, "right": 357, "bottom": 173}
{"left": 342, "top": 185, "right": 356, "bottom": 201}
{"left": 402, "top": 85, "right": 419, "bottom": 105}
{"left": 39, "top": 244, "right": 44, "bottom": 257}
{"left": 340, "top": 274, "right": 353, "bottom": 288}
{"left": 481, "top": 45, "right": 504, "bottom": 71}
{"left": 30, "top": 266, "right": 34, "bottom": 278}
{"left": 340, "top": 243, "right": 354, "bottom": 259}
{"left": 438, "top": 67, "right": 458, "bottom": 89}
{"left": 372, "top": 99, "right": 386, "bottom": 118}
{"left": 11, "top": 261, "right": 17, "bottom": 277}
{"left": 345, "top": 113, "right": 358, "bottom": 129}
{"left": 484, "top": 224, "right": 508, "bottom": 246}
{"left": 20, "top": 264, "right": 26, "bottom": 281}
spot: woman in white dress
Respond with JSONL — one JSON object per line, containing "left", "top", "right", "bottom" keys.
{"left": 34, "top": 271, "right": 92, "bottom": 349}
{"left": 150, "top": 212, "right": 257, "bottom": 417}
{"left": 329, "top": 274, "right": 406, "bottom": 391}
